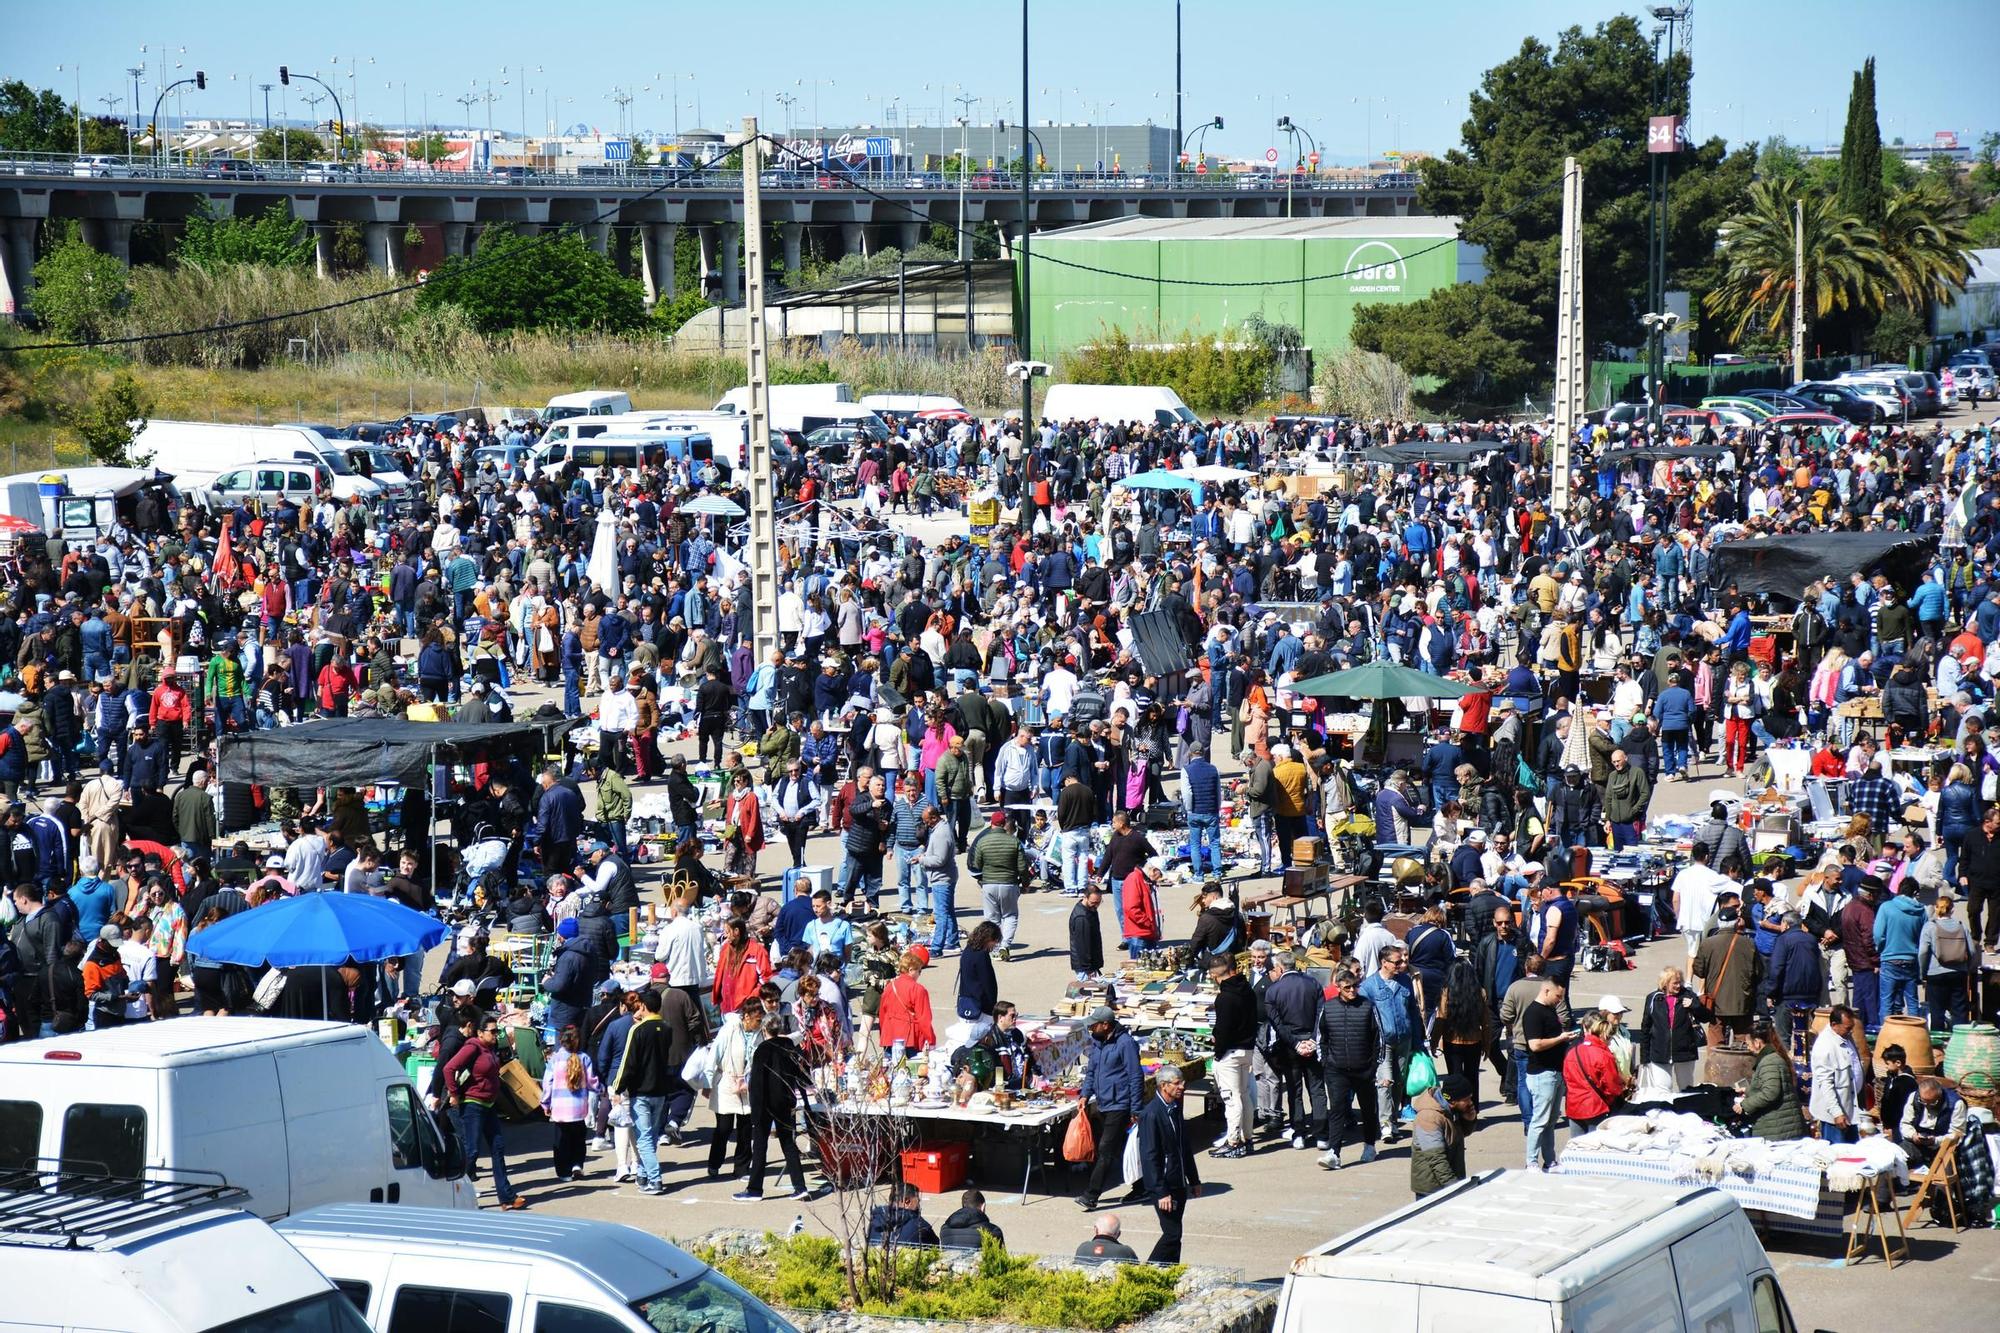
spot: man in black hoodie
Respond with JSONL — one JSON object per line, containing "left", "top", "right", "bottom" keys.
{"left": 1069, "top": 885, "right": 1105, "bottom": 980}
{"left": 1206, "top": 952, "right": 1258, "bottom": 1158}
{"left": 938, "top": 1187, "right": 1006, "bottom": 1251}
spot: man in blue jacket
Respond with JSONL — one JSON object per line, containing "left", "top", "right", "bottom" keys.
{"left": 1135, "top": 1065, "right": 1201, "bottom": 1263}
{"left": 1360, "top": 946, "right": 1421, "bottom": 1140}
{"left": 1078, "top": 1006, "right": 1143, "bottom": 1210}
{"left": 1181, "top": 746, "right": 1222, "bottom": 880}
{"left": 1908, "top": 574, "right": 1949, "bottom": 646}
{"left": 1872, "top": 879, "right": 1929, "bottom": 1017}
{"left": 1760, "top": 909, "right": 1824, "bottom": 1049}
{"left": 1651, "top": 672, "right": 1696, "bottom": 780}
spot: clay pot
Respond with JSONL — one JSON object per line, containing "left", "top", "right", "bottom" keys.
{"left": 1941, "top": 1023, "right": 2000, "bottom": 1092}
{"left": 1875, "top": 1014, "right": 1938, "bottom": 1076}
{"left": 1702, "top": 1043, "right": 1759, "bottom": 1089}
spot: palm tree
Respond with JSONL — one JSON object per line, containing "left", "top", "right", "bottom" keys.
{"left": 1877, "top": 178, "right": 1974, "bottom": 312}
{"left": 1706, "top": 179, "right": 1889, "bottom": 344}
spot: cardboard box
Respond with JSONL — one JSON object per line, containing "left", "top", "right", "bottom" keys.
{"left": 496, "top": 1055, "right": 544, "bottom": 1122}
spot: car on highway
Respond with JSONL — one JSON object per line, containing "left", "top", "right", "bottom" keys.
{"left": 201, "top": 157, "right": 267, "bottom": 181}
{"left": 299, "top": 160, "right": 356, "bottom": 182}
{"left": 1785, "top": 381, "right": 1887, "bottom": 424}
{"left": 71, "top": 154, "right": 131, "bottom": 178}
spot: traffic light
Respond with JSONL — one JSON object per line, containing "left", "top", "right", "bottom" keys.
{"left": 195, "top": 70, "right": 206, "bottom": 90}
{"left": 332, "top": 120, "right": 344, "bottom": 138}
{"left": 278, "top": 66, "right": 290, "bottom": 86}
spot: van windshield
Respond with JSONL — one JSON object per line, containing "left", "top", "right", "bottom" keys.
{"left": 545, "top": 406, "right": 587, "bottom": 422}
{"left": 313, "top": 449, "right": 355, "bottom": 476}
{"left": 630, "top": 1270, "right": 796, "bottom": 1333}
{"left": 203, "top": 1290, "right": 377, "bottom": 1333}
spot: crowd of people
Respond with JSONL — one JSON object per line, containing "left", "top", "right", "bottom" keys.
{"left": 4, "top": 394, "right": 1999, "bottom": 1252}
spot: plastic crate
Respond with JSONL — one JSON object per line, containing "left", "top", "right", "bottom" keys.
{"left": 901, "top": 1141, "right": 970, "bottom": 1194}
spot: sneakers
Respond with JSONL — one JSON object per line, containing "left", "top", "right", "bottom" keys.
{"left": 1291, "top": 1134, "right": 1308, "bottom": 1150}
{"left": 637, "top": 1182, "right": 664, "bottom": 1195}
{"left": 791, "top": 1185, "right": 822, "bottom": 1201}
{"left": 1317, "top": 1150, "right": 1341, "bottom": 1170}
{"left": 731, "top": 1190, "right": 765, "bottom": 1203}
{"left": 569, "top": 1168, "right": 586, "bottom": 1182}
{"left": 997, "top": 947, "right": 1012, "bottom": 963}
{"left": 662, "top": 1122, "right": 684, "bottom": 1148}
{"left": 1315, "top": 1138, "right": 1330, "bottom": 1150}
{"left": 1360, "top": 1143, "right": 1379, "bottom": 1164}
{"left": 1399, "top": 1105, "right": 1417, "bottom": 1123}
{"left": 587, "top": 1136, "right": 614, "bottom": 1152}
{"left": 1209, "top": 1143, "right": 1246, "bottom": 1159}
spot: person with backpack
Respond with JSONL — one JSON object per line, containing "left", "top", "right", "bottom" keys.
{"left": 1918, "top": 892, "right": 1978, "bottom": 1030}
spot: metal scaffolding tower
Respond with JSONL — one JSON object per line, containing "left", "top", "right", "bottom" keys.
{"left": 740, "top": 117, "right": 781, "bottom": 672}
{"left": 1551, "top": 155, "right": 1585, "bottom": 515}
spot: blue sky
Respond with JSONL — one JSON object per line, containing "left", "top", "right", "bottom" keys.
{"left": 11, "top": 0, "right": 1998, "bottom": 162}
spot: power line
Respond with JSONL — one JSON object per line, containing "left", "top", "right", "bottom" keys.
{"left": 2, "top": 141, "right": 746, "bottom": 354}
{"left": 756, "top": 134, "right": 1563, "bottom": 289}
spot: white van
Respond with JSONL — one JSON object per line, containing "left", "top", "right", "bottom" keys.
{"left": 711, "top": 381, "right": 853, "bottom": 417}
{"left": 1275, "top": 1170, "right": 1801, "bottom": 1333}
{"left": 536, "top": 408, "right": 702, "bottom": 449}
{"left": 3, "top": 1176, "right": 374, "bottom": 1333}
{"left": 543, "top": 390, "right": 632, "bottom": 422}
{"left": 0, "top": 1019, "right": 474, "bottom": 1221}
{"left": 1040, "top": 383, "right": 1200, "bottom": 430}
{"left": 280, "top": 1204, "right": 799, "bottom": 1333}
{"left": 204, "top": 457, "right": 333, "bottom": 513}
{"left": 133, "top": 420, "right": 384, "bottom": 505}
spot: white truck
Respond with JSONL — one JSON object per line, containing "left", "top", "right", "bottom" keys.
{"left": 1040, "top": 383, "right": 1200, "bottom": 430}
{"left": 131, "top": 421, "right": 386, "bottom": 507}
{"left": 1275, "top": 1170, "right": 1803, "bottom": 1333}
{"left": 541, "top": 389, "right": 632, "bottom": 422}
{"left": 0, "top": 1019, "right": 475, "bottom": 1221}
{"left": 711, "top": 381, "right": 853, "bottom": 418}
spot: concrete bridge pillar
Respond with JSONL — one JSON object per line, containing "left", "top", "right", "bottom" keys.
{"left": 313, "top": 224, "right": 336, "bottom": 279}
{"left": 716, "top": 221, "right": 741, "bottom": 305}
{"left": 440, "top": 222, "right": 471, "bottom": 260}
{"left": 0, "top": 218, "right": 38, "bottom": 318}
{"left": 363, "top": 221, "right": 404, "bottom": 275}
{"left": 80, "top": 219, "right": 134, "bottom": 266}
{"left": 839, "top": 222, "right": 867, "bottom": 260}
{"left": 894, "top": 221, "right": 923, "bottom": 254}
{"left": 640, "top": 223, "right": 678, "bottom": 307}
{"left": 697, "top": 225, "right": 718, "bottom": 295}
{"left": 778, "top": 223, "right": 803, "bottom": 278}
{"left": 580, "top": 221, "right": 610, "bottom": 255}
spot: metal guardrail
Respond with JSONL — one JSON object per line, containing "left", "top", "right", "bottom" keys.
{"left": 0, "top": 151, "right": 1419, "bottom": 195}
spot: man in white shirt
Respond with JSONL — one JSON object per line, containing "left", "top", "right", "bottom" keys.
{"left": 1807, "top": 1006, "right": 1862, "bottom": 1142}
{"left": 655, "top": 890, "right": 709, "bottom": 996}
{"left": 1042, "top": 659, "right": 1079, "bottom": 717}
{"left": 284, "top": 819, "right": 329, "bottom": 892}
{"left": 597, "top": 672, "right": 639, "bottom": 775}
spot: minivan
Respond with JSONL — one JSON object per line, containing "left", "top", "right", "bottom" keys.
{"left": 4, "top": 1170, "right": 373, "bottom": 1333}
{"left": 543, "top": 390, "right": 633, "bottom": 423}
{"left": 1275, "top": 1170, "right": 1800, "bottom": 1332}
{"left": 531, "top": 435, "right": 670, "bottom": 477}
{"left": 280, "top": 1204, "right": 799, "bottom": 1333}
{"left": 202, "top": 457, "right": 331, "bottom": 512}
{"left": 0, "top": 1019, "right": 474, "bottom": 1220}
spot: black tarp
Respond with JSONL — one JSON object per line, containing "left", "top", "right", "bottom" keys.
{"left": 1126, "top": 609, "right": 1193, "bottom": 675}
{"left": 1599, "top": 444, "right": 1733, "bottom": 467}
{"left": 1359, "top": 441, "right": 1500, "bottom": 465}
{"left": 219, "top": 717, "right": 575, "bottom": 789}
{"left": 1709, "top": 533, "right": 1938, "bottom": 602}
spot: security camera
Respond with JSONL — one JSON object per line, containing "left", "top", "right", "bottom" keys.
{"left": 1006, "top": 360, "right": 1051, "bottom": 382}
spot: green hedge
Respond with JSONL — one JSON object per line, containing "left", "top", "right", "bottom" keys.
{"left": 703, "top": 1234, "right": 1183, "bottom": 1331}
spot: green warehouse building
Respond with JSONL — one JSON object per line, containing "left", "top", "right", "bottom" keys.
{"left": 1020, "top": 215, "right": 1483, "bottom": 367}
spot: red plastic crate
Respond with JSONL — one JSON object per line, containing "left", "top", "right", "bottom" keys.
{"left": 900, "top": 1141, "right": 970, "bottom": 1194}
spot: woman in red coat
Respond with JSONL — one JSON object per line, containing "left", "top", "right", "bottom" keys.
{"left": 1120, "top": 865, "right": 1162, "bottom": 960}
{"left": 711, "top": 917, "right": 771, "bottom": 1015}
{"left": 874, "top": 950, "right": 937, "bottom": 1052}
{"left": 1561, "top": 1013, "right": 1628, "bottom": 1133}
{"left": 723, "top": 770, "right": 764, "bottom": 879}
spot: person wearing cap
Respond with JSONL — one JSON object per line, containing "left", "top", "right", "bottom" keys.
{"left": 249, "top": 853, "right": 299, "bottom": 899}
{"left": 1409, "top": 1071, "right": 1478, "bottom": 1199}
{"left": 966, "top": 810, "right": 1026, "bottom": 960}
{"left": 1077, "top": 1004, "right": 1143, "bottom": 1211}
{"left": 80, "top": 923, "right": 131, "bottom": 1026}
{"left": 439, "top": 931, "right": 515, "bottom": 1004}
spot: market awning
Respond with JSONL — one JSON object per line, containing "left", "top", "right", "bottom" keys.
{"left": 1708, "top": 532, "right": 1938, "bottom": 602}
{"left": 1358, "top": 442, "right": 1498, "bottom": 465}
{"left": 1291, "top": 662, "right": 1474, "bottom": 700}
{"left": 218, "top": 717, "right": 575, "bottom": 790}
{"left": 1115, "top": 470, "right": 1205, "bottom": 497}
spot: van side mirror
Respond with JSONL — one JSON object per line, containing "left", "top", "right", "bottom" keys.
{"left": 422, "top": 1107, "right": 467, "bottom": 1180}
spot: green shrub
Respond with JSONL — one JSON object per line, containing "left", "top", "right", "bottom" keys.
{"left": 701, "top": 1234, "right": 1182, "bottom": 1331}
{"left": 31, "top": 234, "right": 129, "bottom": 343}
{"left": 1059, "top": 327, "right": 1275, "bottom": 415}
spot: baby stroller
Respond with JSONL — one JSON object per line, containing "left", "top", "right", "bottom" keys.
{"left": 438, "top": 824, "right": 511, "bottom": 921}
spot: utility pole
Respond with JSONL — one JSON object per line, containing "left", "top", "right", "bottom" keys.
{"left": 1173, "top": 0, "right": 1182, "bottom": 187}
{"left": 740, "top": 116, "right": 781, "bottom": 676}
{"left": 1792, "top": 196, "right": 1806, "bottom": 380}
{"left": 1020, "top": 0, "right": 1033, "bottom": 434}
{"left": 1551, "top": 156, "right": 1586, "bottom": 516}
{"left": 258, "top": 82, "right": 273, "bottom": 129}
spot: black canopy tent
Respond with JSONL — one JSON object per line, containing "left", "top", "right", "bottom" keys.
{"left": 1359, "top": 441, "right": 1502, "bottom": 466}
{"left": 1598, "top": 444, "right": 1734, "bottom": 468}
{"left": 1708, "top": 532, "right": 1938, "bottom": 602}
{"left": 218, "top": 717, "right": 575, "bottom": 790}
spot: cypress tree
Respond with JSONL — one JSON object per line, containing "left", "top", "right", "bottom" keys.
{"left": 1837, "top": 57, "right": 1884, "bottom": 225}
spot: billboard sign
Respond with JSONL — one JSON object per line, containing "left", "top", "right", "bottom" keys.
{"left": 1345, "top": 240, "right": 1408, "bottom": 295}
{"left": 1647, "top": 115, "right": 1689, "bottom": 154}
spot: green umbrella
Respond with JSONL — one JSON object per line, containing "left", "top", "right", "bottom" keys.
{"left": 1290, "top": 661, "right": 1475, "bottom": 700}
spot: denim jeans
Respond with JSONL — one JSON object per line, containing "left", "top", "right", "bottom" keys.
{"left": 1186, "top": 814, "right": 1221, "bottom": 879}
{"left": 631, "top": 1094, "right": 666, "bottom": 1188}
{"left": 606, "top": 820, "right": 629, "bottom": 860}
{"left": 895, "top": 846, "right": 927, "bottom": 912}
{"left": 459, "top": 1101, "right": 517, "bottom": 1204}
{"left": 1524, "top": 1070, "right": 1563, "bottom": 1168}
{"left": 1880, "top": 958, "right": 1920, "bottom": 1016}
{"left": 1609, "top": 821, "right": 1640, "bottom": 850}
{"left": 1819, "top": 1120, "right": 1859, "bottom": 1145}
{"left": 1926, "top": 974, "right": 1971, "bottom": 1030}
{"left": 928, "top": 876, "right": 960, "bottom": 951}
{"left": 1060, "top": 828, "right": 1094, "bottom": 895}
{"left": 1661, "top": 730, "right": 1688, "bottom": 775}
{"left": 1849, "top": 969, "right": 1882, "bottom": 1032}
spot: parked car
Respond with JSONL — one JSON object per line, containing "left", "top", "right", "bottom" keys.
{"left": 1828, "top": 374, "right": 1909, "bottom": 418}
{"left": 1761, "top": 412, "right": 1850, "bottom": 433}
{"left": 1697, "top": 396, "right": 1780, "bottom": 420}
{"left": 1850, "top": 366, "right": 1939, "bottom": 416}
{"left": 201, "top": 458, "right": 330, "bottom": 512}
{"left": 469, "top": 443, "right": 535, "bottom": 481}
{"left": 1786, "top": 381, "right": 1888, "bottom": 424}
{"left": 300, "top": 161, "right": 355, "bottom": 182}
{"left": 1737, "top": 389, "right": 1818, "bottom": 414}
{"left": 1946, "top": 354, "right": 1996, "bottom": 398}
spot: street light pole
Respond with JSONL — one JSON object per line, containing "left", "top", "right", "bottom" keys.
{"left": 1020, "top": 0, "right": 1033, "bottom": 432}
{"left": 1173, "top": 0, "right": 1182, "bottom": 187}
{"left": 150, "top": 70, "right": 206, "bottom": 167}
{"left": 280, "top": 66, "right": 343, "bottom": 161}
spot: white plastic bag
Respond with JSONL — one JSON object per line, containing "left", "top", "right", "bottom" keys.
{"left": 682, "top": 1042, "right": 717, "bottom": 1091}
{"left": 1120, "top": 1124, "right": 1141, "bottom": 1188}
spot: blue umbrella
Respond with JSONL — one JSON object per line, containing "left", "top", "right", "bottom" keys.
{"left": 188, "top": 892, "right": 448, "bottom": 967}
{"left": 1116, "top": 469, "right": 1204, "bottom": 497}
